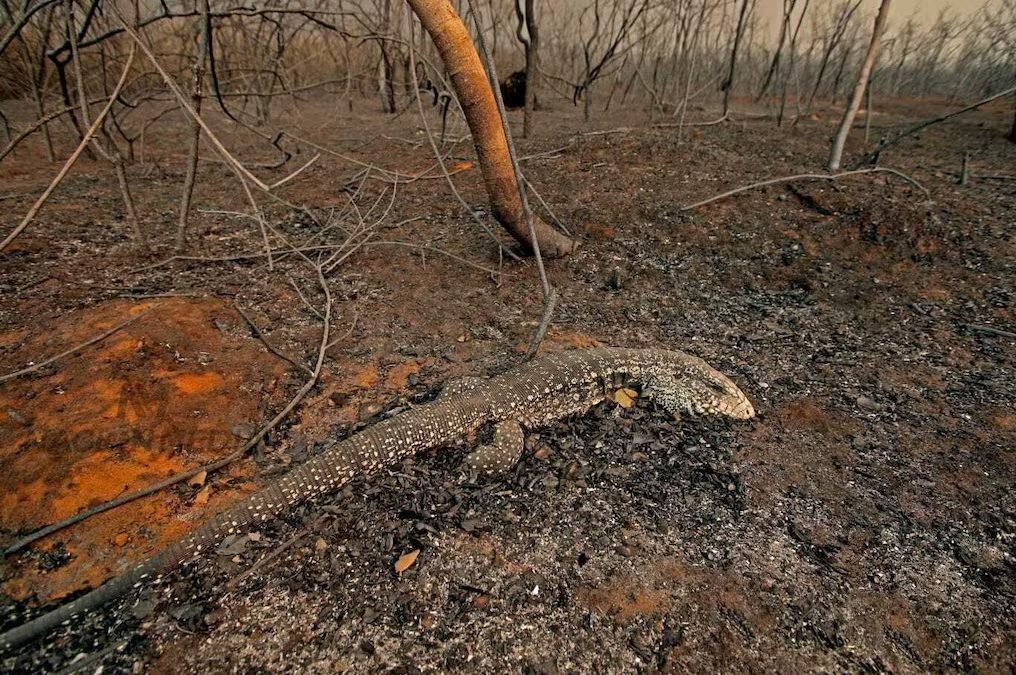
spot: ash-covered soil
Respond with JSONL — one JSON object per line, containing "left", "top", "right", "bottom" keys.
{"left": 0, "top": 99, "right": 1013, "bottom": 673}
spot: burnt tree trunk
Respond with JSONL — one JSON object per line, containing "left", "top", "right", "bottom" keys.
{"left": 828, "top": 0, "right": 892, "bottom": 171}
{"left": 523, "top": 0, "right": 539, "bottom": 137}
{"left": 722, "top": 0, "right": 752, "bottom": 118}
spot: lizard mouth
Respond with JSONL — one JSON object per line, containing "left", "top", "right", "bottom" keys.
{"left": 727, "top": 397, "right": 756, "bottom": 419}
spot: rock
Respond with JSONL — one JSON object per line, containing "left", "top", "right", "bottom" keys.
{"left": 4, "top": 408, "right": 31, "bottom": 426}
{"left": 855, "top": 395, "right": 881, "bottom": 412}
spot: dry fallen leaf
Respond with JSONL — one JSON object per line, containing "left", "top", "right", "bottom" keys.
{"left": 188, "top": 470, "right": 207, "bottom": 487}
{"left": 193, "top": 485, "right": 212, "bottom": 506}
{"left": 395, "top": 549, "right": 420, "bottom": 574}
{"left": 611, "top": 387, "right": 638, "bottom": 409}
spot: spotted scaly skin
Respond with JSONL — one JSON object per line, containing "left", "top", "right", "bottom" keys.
{"left": 0, "top": 347, "right": 753, "bottom": 651}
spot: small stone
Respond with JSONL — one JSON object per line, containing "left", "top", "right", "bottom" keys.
{"left": 534, "top": 445, "right": 552, "bottom": 460}
{"left": 471, "top": 595, "right": 490, "bottom": 608}
{"left": 315, "top": 537, "right": 328, "bottom": 553}
{"left": 113, "top": 533, "right": 130, "bottom": 547}
{"left": 855, "top": 395, "right": 881, "bottom": 411}
{"left": 617, "top": 545, "right": 635, "bottom": 557}
{"left": 5, "top": 408, "right": 30, "bottom": 426}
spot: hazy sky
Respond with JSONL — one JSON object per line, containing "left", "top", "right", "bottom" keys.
{"left": 756, "top": 0, "right": 992, "bottom": 28}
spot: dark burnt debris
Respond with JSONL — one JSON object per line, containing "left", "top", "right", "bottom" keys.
{"left": 499, "top": 70, "right": 528, "bottom": 110}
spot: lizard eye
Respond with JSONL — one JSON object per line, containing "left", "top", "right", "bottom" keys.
{"left": 705, "top": 380, "right": 728, "bottom": 395}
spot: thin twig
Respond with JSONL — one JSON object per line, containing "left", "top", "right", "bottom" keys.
{"left": 233, "top": 302, "right": 313, "bottom": 375}
{"left": 0, "top": 44, "right": 136, "bottom": 253}
{"left": 525, "top": 288, "right": 558, "bottom": 359}
{"left": 135, "top": 241, "right": 500, "bottom": 276}
{"left": 681, "top": 167, "right": 929, "bottom": 211}
{"left": 521, "top": 176, "right": 571, "bottom": 236}
{"left": 854, "top": 85, "right": 1016, "bottom": 168}
{"left": 116, "top": 16, "right": 308, "bottom": 194}
{"left": 965, "top": 324, "right": 1016, "bottom": 340}
{"left": 288, "top": 275, "right": 324, "bottom": 320}
{"left": 0, "top": 97, "right": 106, "bottom": 162}
{"left": 0, "top": 308, "right": 151, "bottom": 386}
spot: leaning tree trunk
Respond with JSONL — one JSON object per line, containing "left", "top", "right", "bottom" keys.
{"left": 406, "top": 0, "right": 576, "bottom": 257}
{"left": 828, "top": 0, "right": 892, "bottom": 172}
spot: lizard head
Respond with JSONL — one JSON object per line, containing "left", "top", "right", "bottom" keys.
{"left": 690, "top": 367, "right": 756, "bottom": 420}
{"left": 646, "top": 356, "right": 756, "bottom": 420}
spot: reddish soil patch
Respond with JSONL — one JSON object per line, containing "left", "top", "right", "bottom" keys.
{"left": 575, "top": 584, "right": 669, "bottom": 623}
{"left": 0, "top": 298, "right": 290, "bottom": 602}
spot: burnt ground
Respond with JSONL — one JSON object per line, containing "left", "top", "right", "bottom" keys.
{"left": 0, "top": 96, "right": 1013, "bottom": 673}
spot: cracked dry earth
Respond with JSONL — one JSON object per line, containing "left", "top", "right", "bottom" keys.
{"left": 0, "top": 99, "right": 1014, "bottom": 673}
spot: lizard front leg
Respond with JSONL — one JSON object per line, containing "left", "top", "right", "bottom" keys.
{"left": 463, "top": 419, "right": 524, "bottom": 474}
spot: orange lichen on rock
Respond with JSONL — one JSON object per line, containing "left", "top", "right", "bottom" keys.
{"left": 0, "top": 297, "right": 288, "bottom": 602}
